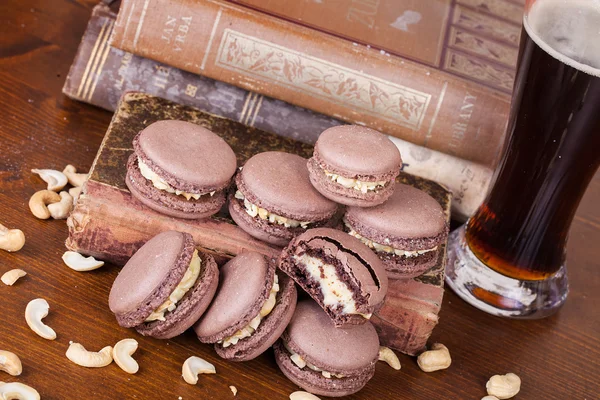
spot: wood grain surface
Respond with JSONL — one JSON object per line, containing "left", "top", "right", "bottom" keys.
{"left": 1, "top": 1, "right": 599, "bottom": 399}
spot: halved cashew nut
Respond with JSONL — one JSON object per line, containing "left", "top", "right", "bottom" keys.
{"left": 0, "top": 382, "right": 40, "bottom": 400}
{"left": 31, "top": 169, "right": 68, "bottom": 192}
{"left": 229, "top": 385, "right": 237, "bottom": 396}
{"left": 1, "top": 270, "right": 27, "bottom": 286}
{"left": 25, "top": 298, "right": 56, "bottom": 340}
{"left": 482, "top": 396, "right": 500, "bottom": 400}
{"left": 486, "top": 373, "right": 521, "bottom": 399}
{"left": 28, "top": 190, "right": 61, "bottom": 220}
{"left": 182, "top": 356, "right": 216, "bottom": 385}
{"left": 113, "top": 339, "right": 139, "bottom": 374}
{"left": 66, "top": 342, "right": 113, "bottom": 368}
{"left": 62, "top": 165, "right": 88, "bottom": 187}
{"left": 47, "top": 191, "right": 73, "bottom": 220}
{"left": 0, "top": 224, "right": 25, "bottom": 252}
{"left": 289, "top": 392, "right": 321, "bottom": 400}
{"left": 378, "top": 346, "right": 401, "bottom": 370}
{"left": 69, "top": 186, "right": 82, "bottom": 206}
{"left": 61, "top": 251, "right": 104, "bottom": 272}
{"left": 417, "top": 343, "right": 451, "bottom": 372}
{"left": 0, "top": 351, "right": 22, "bottom": 376}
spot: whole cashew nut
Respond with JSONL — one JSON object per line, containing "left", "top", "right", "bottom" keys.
{"left": 486, "top": 373, "right": 521, "bottom": 399}
{"left": 0, "top": 224, "right": 25, "bottom": 252}
{"left": 25, "top": 298, "right": 56, "bottom": 340}
{"left": 28, "top": 190, "right": 61, "bottom": 220}
{"left": 62, "top": 165, "right": 88, "bottom": 187}
{"left": 182, "top": 356, "right": 216, "bottom": 385}
{"left": 66, "top": 342, "right": 113, "bottom": 368}
{"left": 0, "top": 382, "right": 40, "bottom": 400}
{"left": 113, "top": 339, "right": 139, "bottom": 374}
{"left": 1, "top": 270, "right": 27, "bottom": 286}
{"left": 31, "top": 169, "right": 68, "bottom": 192}
{"left": 61, "top": 251, "right": 104, "bottom": 272}
{"left": 0, "top": 351, "right": 22, "bottom": 376}
{"left": 417, "top": 343, "right": 451, "bottom": 372}
{"left": 378, "top": 346, "right": 401, "bottom": 370}
{"left": 289, "top": 392, "right": 322, "bottom": 400}
{"left": 47, "top": 191, "right": 73, "bottom": 220}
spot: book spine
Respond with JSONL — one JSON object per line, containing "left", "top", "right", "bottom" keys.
{"left": 110, "top": 0, "right": 509, "bottom": 168}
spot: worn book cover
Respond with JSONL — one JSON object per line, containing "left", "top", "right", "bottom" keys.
{"left": 66, "top": 92, "right": 451, "bottom": 355}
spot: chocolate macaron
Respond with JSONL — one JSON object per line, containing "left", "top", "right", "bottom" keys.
{"left": 229, "top": 152, "right": 338, "bottom": 246}
{"left": 126, "top": 120, "right": 237, "bottom": 219}
{"left": 344, "top": 184, "right": 448, "bottom": 279}
{"left": 109, "top": 231, "right": 219, "bottom": 339}
{"left": 278, "top": 228, "right": 388, "bottom": 327}
{"left": 194, "top": 251, "right": 297, "bottom": 361}
{"left": 307, "top": 125, "right": 402, "bottom": 207}
{"left": 274, "top": 300, "right": 380, "bottom": 397}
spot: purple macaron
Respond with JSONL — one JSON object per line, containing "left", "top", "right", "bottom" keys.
{"left": 229, "top": 152, "right": 339, "bottom": 246}
{"left": 126, "top": 120, "right": 237, "bottom": 219}
{"left": 307, "top": 125, "right": 402, "bottom": 207}
{"left": 108, "top": 231, "right": 219, "bottom": 339}
{"left": 274, "top": 300, "right": 380, "bottom": 397}
{"left": 344, "top": 184, "right": 448, "bottom": 279}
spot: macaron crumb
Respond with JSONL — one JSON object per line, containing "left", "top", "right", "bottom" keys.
{"left": 229, "top": 385, "right": 237, "bottom": 396}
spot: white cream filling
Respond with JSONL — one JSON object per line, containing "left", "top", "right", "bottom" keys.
{"left": 293, "top": 254, "right": 371, "bottom": 319}
{"left": 345, "top": 223, "right": 438, "bottom": 257}
{"left": 138, "top": 158, "right": 215, "bottom": 200}
{"left": 219, "top": 273, "right": 280, "bottom": 348}
{"left": 145, "top": 250, "right": 202, "bottom": 322}
{"left": 284, "top": 342, "right": 345, "bottom": 379}
{"left": 234, "top": 190, "right": 311, "bottom": 229}
{"left": 323, "top": 170, "right": 387, "bottom": 193}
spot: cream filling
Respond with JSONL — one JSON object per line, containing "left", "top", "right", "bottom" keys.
{"left": 145, "top": 250, "right": 202, "bottom": 322}
{"left": 293, "top": 254, "right": 371, "bottom": 319}
{"left": 234, "top": 190, "right": 312, "bottom": 229}
{"left": 219, "top": 273, "right": 280, "bottom": 348}
{"left": 346, "top": 224, "right": 438, "bottom": 257}
{"left": 284, "top": 342, "right": 345, "bottom": 379}
{"left": 323, "top": 169, "right": 387, "bottom": 193}
{"left": 138, "top": 158, "right": 215, "bottom": 200}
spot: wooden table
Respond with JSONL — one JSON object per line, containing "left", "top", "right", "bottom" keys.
{"left": 1, "top": 1, "right": 599, "bottom": 398}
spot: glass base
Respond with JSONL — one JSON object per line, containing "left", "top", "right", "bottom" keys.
{"left": 445, "top": 225, "right": 568, "bottom": 319}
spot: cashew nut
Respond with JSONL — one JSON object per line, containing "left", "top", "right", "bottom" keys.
{"left": 1, "top": 270, "right": 27, "bottom": 286}
{"left": 486, "top": 373, "right": 521, "bottom": 399}
{"left": 417, "top": 343, "right": 451, "bottom": 372}
{"left": 378, "top": 346, "right": 401, "bottom": 370}
{"left": 31, "top": 169, "right": 68, "bottom": 192}
{"left": 229, "top": 386, "right": 237, "bottom": 396}
{"left": 0, "top": 382, "right": 40, "bottom": 400}
{"left": 289, "top": 392, "right": 321, "bottom": 400}
{"left": 112, "top": 339, "right": 139, "bottom": 374}
{"left": 181, "top": 356, "right": 216, "bottom": 385}
{"left": 482, "top": 397, "right": 500, "bottom": 400}
{"left": 66, "top": 342, "right": 113, "bottom": 368}
{"left": 62, "top": 165, "right": 88, "bottom": 187}
{"left": 61, "top": 251, "right": 104, "bottom": 272}
{"left": 0, "top": 224, "right": 25, "bottom": 252}
{"left": 0, "top": 351, "right": 22, "bottom": 376}
{"left": 24, "top": 298, "right": 56, "bottom": 340}
{"left": 69, "top": 186, "right": 82, "bottom": 206}
{"left": 28, "top": 190, "right": 61, "bottom": 220}
{"left": 47, "top": 191, "right": 73, "bottom": 220}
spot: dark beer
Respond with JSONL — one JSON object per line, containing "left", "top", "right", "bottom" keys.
{"left": 466, "top": 0, "right": 600, "bottom": 281}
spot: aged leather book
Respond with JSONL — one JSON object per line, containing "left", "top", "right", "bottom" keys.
{"left": 66, "top": 92, "right": 451, "bottom": 355}
{"left": 110, "top": 0, "right": 514, "bottom": 169}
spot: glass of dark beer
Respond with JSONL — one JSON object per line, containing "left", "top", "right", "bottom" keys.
{"left": 445, "top": 0, "right": 600, "bottom": 318}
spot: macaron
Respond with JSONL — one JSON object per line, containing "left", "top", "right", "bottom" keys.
{"left": 229, "top": 151, "right": 338, "bottom": 246}
{"left": 108, "top": 231, "right": 219, "bottom": 339}
{"left": 126, "top": 120, "right": 237, "bottom": 219}
{"left": 278, "top": 228, "right": 388, "bottom": 327}
{"left": 274, "top": 300, "right": 380, "bottom": 397}
{"left": 194, "top": 251, "right": 297, "bottom": 361}
{"left": 344, "top": 184, "right": 448, "bottom": 279}
{"left": 307, "top": 125, "right": 402, "bottom": 207}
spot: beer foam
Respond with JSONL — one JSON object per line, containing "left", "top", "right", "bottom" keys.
{"left": 526, "top": 0, "right": 600, "bottom": 77}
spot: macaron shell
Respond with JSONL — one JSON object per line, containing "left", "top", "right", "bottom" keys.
{"left": 135, "top": 253, "right": 219, "bottom": 339}
{"left": 379, "top": 249, "right": 439, "bottom": 279}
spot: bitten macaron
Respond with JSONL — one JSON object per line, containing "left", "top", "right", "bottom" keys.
{"left": 344, "top": 184, "right": 448, "bottom": 279}
{"left": 278, "top": 228, "right": 388, "bottom": 327}
{"left": 229, "top": 151, "right": 338, "bottom": 246}
{"left": 194, "top": 251, "right": 297, "bottom": 361}
{"left": 274, "top": 300, "right": 380, "bottom": 397}
{"left": 307, "top": 125, "right": 402, "bottom": 207}
{"left": 126, "top": 120, "right": 237, "bottom": 219}
{"left": 109, "top": 231, "right": 219, "bottom": 339}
